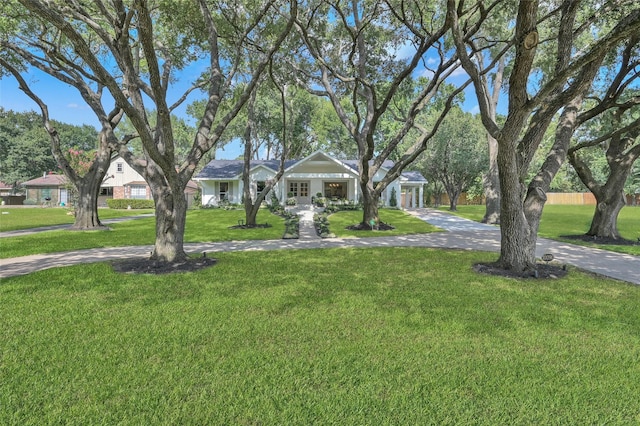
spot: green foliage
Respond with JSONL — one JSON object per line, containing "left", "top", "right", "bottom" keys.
{"left": 283, "top": 214, "right": 299, "bottom": 239}
{"left": 416, "top": 108, "right": 487, "bottom": 206}
{"left": 313, "top": 212, "right": 334, "bottom": 238}
{"left": 389, "top": 187, "right": 398, "bottom": 207}
{"left": 2, "top": 249, "right": 640, "bottom": 424}
{"left": 106, "top": 199, "right": 155, "bottom": 209}
{"left": 0, "top": 109, "right": 98, "bottom": 191}
{"left": 286, "top": 197, "right": 297, "bottom": 206}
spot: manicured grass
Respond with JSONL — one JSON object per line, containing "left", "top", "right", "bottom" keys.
{"left": 2, "top": 248, "right": 640, "bottom": 424}
{"left": 440, "top": 205, "right": 640, "bottom": 256}
{"left": 0, "top": 209, "right": 285, "bottom": 259}
{"left": 328, "top": 208, "right": 440, "bottom": 238}
{"left": 0, "top": 207, "right": 155, "bottom": 232}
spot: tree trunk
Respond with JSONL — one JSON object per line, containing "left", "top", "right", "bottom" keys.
{"left": 360, "top": 182, "right": 380, "bottom": 228}
{"left": 482, "top": 56, "right": 504, "bottom": 225}
{"left": 496, "top": 137, "right": 537, "bottom": 272}
{"left": 448, "top": 189, "right": 461, "bottom": 211}
{"left": 147, "top": 164, "right": 188, "bottom": 263}
{"left": 71, "top": 178, "right": 104, "bottom": 230}
{"left": 482, "top": 134, "right": 501, "bottom": 224}
{"left": 588, "top": 190, "right": 626, "bottom": 239}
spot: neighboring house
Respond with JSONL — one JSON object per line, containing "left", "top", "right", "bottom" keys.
{"left": 0, "top": 180, "right": 26, "bottom": 205}
{"left": 194, "top": 150, "right": 426, "bottom": 208}
{"left": 0, "top": 181, "right": 13, "bottom": 196}
{"left": 102, "top": 156, "right": 199, "bottom": 207}
{"left": 22, "top": 173, "right": 69, "bottom": 205}
{"left": 19, "top": 157, "right": 198, "bottom": 207}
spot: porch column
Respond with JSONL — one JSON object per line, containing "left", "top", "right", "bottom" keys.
{"left": 419, "top": 185, "right": 424, "bottom": 208}
{"left": 411, "top": 188, "right": 416, "bottom": 208}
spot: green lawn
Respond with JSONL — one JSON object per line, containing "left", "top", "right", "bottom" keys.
{"left": 0, "top": 207, "right": 155, "bottom": 232}
{"left": 2, "top": 248, "right": 639, "bottom": 424}
{"left": 440, "top": 204, "right": 640, "bottom": 256}
{"left": 328, "top": 208, "right": 440, "bottom": 238}
{"left": 0, "top": 209, "right": 285, "bottom": 259}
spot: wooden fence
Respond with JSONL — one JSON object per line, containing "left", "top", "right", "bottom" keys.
{"left": 430, "top": 192, "right": 639, "bottom": 206}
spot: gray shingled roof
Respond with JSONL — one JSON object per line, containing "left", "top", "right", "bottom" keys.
{"left": 195, "top": 158, "right": 426, "bottom": 183}
{"left": 196, "top": 160, "right": 296, "bottom": 179}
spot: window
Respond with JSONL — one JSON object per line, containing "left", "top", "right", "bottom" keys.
{"left": 116, "top": 162, "right": 124, "bottom": 173}
{"left": 219, "top": 182, "right": 229, "bottom": 201}
{"left": 299, "top": 182, "right": 309, "bottom": 197}
{"left": 130, "top": 185, "right": 146, "bottom": 199}
{"left": 324, "top": 182, "right": 346, "bottom": 199}
{"left": 100, "top": 187, "right": 114, "bottom": 196}
{"left": 288, "top": 182, "right": 298, "bottom": 196}
{"left": 256, "top": 181, "right": 266, "bottom": 194}
{"left": 289, "top": 182, "right": 309, "bottom": 197}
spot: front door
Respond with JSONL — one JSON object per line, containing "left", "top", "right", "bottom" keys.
{"left": 288, "top": 181, "right": 310, "bottom": 204}
{"left": 59, "top": 188, "right": 68, "bottom": 206}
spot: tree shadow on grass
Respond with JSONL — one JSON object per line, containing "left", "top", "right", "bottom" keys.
{"left": 112, "top": 256, "right": 218, "bottom": 275}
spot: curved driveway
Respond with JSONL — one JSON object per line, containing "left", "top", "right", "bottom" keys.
{"left": 1, "top": 208, "right": 638, "bottom": 285}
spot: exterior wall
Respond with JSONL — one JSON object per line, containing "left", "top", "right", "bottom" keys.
{"left": 25, "top": 186, "right": 61, "bottom": 205}
{"left": 196, "top": 153, "right": 426, "bottom": 208}
{"left": 103, "top": 159, "right": 143, "bottom": 189}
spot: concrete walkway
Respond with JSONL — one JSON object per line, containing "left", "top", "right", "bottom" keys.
{"left": 1, "top": 208, "right": 638, "bottom": 285}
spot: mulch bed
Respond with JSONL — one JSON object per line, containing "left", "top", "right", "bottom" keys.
{"left": 474, "top": 262, "right": 569, "bottom": 280}
{"left": 228, "top": 223, "right": 272, "bottom": 229}
{"left": 560, "top": 234, "right": 639, "bottom": 246}
{"left": 112, "top": 257, "right": 217, "bottom": 274}
{"left": 346, "top": 222, "right": 396, "bottom": 231}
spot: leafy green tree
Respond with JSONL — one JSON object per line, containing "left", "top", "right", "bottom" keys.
{"left": 3, "top": 0, "right": 296, "bottom": 263}
{"left": 418, "top": 108, "right": 487, "bottom": 211}
{"left": 0, "top": 108, "right": 100, "bottom": 195}
{"left": 292, "top": 0, "right": 468, "bottom": 229}
{"left": 450, "top": 0, "right": 640, "bottom": 272}
{"left": 0, "top": 109, "right": 57, "bottom": 191}
{"left": 567, "top": 40, "right": 640, "bottom": 239}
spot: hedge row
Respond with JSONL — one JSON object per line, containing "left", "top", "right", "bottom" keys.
{"left": 106, "top": 199, "right": 155, "bottom": 209}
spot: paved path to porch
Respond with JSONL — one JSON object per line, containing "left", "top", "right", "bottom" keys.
{"left": 1, "top": 207, "right": 638, "bottom": 285}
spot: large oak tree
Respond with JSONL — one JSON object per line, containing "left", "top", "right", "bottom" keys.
{"left": 4, "top": 0, "right": 296, "bottom": 262}
{"left": 292, "top": 0, "right": 472, "bottom": 228}
{"left": 450, "top": 0, "right": 640, "bottom": 272}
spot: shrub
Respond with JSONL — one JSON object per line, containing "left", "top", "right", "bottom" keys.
{"left": 389, "top": 187, "right": 398, "bottom": 207}
{"left": 106, "top": 199, "right": 155, "bottom": 209}
{"left": 286, "top": 197, "right": 297, "bottom": 206}
{"left": 283, "top": 215, "right": 299, "bottom": 239}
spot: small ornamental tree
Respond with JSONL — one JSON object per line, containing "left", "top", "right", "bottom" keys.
{"left": 389, "top": 187, "right": 398, "bottom": 208}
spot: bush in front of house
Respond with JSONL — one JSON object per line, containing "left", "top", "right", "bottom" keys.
{"left": 286, "top": 197, "right": 297, "bottom": 206}
{"left": 106, "top": 199, "right": 155, "bottom": 209}
{"left": 389, "top": 187, "right": 398, "bottom": 208}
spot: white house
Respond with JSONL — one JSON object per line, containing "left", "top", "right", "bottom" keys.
{"left": 194, "top": 151, "right": 426, "bottom": 208}
{"left": 100, "top": 156, "right": 198, "bottom": 206}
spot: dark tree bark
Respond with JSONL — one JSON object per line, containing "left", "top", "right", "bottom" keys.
{"left": 482, "top": 57, "right": 505, "bottom": 225}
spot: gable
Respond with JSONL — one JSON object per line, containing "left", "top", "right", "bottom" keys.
{"left": 285, "top": 151, "right": 358, "bottom": 176}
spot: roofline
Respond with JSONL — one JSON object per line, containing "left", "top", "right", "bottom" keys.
{"left": 284, "top": 150, "right": 359, "bottom": 177}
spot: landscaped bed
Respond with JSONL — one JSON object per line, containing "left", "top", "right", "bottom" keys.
{"left": 2, "top": 248, "right": 639, "bottom": 424}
